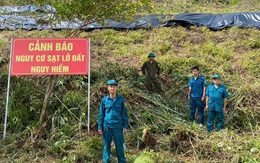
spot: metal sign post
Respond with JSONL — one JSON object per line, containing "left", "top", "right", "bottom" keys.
{"left": 3, "top": 39, "right": 13, "bottom": 139}
{"left": 87, "top": 40, "right": 91, "bottom": 132}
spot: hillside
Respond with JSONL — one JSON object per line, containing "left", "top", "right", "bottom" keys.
{"left": 0, "top": 0, "right": 260, "bottom": 162}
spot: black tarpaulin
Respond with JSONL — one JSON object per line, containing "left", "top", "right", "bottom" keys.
{"left": 0, "top": 5, "right": 259, "bottom": 31}
{"left": 173, "top": 12, "right": 260, "bottom": 30}
{"left": 0, "top": 4, "right": 55, "bottom": 14}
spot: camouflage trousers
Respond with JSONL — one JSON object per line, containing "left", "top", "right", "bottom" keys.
{"left": 145, "top": 77, "right": 163, "bottom": 93}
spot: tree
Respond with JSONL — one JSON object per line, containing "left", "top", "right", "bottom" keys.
{"left": 15, "top": 0, "right": 151, "bottom": 124}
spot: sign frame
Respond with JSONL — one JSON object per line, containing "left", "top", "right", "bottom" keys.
{"left": 3, "top": 38, "right": 91, "bottom": 139}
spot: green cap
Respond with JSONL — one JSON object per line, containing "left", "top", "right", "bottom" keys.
{"left": 148, "top": 52, "right": 155, "bottom": 58}
{"left": 213, "top": 74, "right": 221, "bottom": 79}
{"left": 107, "top": 79, "right": 118, "bottom": 85}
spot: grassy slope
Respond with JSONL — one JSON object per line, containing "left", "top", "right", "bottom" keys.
{"left": 0, "top": 0, "right": 260, "bottom": 162}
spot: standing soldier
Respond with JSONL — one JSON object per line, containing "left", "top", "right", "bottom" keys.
{"left": 205, "top": 75, "right": 229, "bottom": 132}
{"left": 98, "top": 79, "right": 129, "bottom": 163}
{"left": 188, "top": 66, "right": 206, "bottom": 126}
{"left": 141, "top": 52, "right": 163, "bottom": 93}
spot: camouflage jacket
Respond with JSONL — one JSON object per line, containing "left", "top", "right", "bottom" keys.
{"left": 141, "top": 60, "right": 161, "bottom": 78}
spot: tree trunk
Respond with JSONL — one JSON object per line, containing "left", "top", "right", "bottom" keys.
{"left": 40, "top": 76, "right": 57, "bottom": 124}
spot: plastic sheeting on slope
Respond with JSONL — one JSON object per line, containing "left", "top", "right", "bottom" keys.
{"left": 0, "top": 5, "right": 259, "bottom": 31}
{"left": 171, "top": 12, "right": 260, "bottom": 30}
{"left": 0, "top": 5, "right": 55, "bottom": 14}
{"left": 0, "top": 14, "right": 173, "bottom": 31}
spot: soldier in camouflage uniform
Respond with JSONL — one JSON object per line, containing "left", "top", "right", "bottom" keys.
{"left": 141, "top": 52, "right": 163, "bottom": 93}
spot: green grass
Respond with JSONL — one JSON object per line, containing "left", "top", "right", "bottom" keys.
{"left": 150, "top": 0, "right": 260, "bottom": 14}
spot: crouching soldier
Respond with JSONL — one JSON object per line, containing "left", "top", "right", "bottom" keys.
{"left": 141, "top": 52, "right": 163, "bottom": 93}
